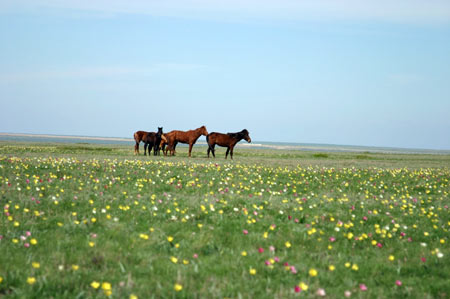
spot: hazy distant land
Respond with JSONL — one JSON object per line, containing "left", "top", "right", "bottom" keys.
{"left": 1, "top": 132, "right": 449, "bottom": 155}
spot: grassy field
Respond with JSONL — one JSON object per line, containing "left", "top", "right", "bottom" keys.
{"left": 0, "top": 141, "right": 449, "bottom": 298}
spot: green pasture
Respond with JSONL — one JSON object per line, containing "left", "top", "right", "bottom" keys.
{"left": 0, "top": 141, "right": 449, "bottom": 298}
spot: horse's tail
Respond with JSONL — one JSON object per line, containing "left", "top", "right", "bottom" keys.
{"left": 206, "top": 134, "right": 210, "bottom": 146}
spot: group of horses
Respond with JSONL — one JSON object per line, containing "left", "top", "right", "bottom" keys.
{"left": 133, "top": 126, "right": 251, "bottom": 159}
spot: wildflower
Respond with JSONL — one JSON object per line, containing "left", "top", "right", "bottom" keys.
{"left": 167, "top": 236, "right": 174, "bottom": 242}
{"left": 72, "top": 264, "right": 79, "bottom": 271}
{"left": 249, "top": 268, "right": 257, "bottom": 275}
{"left": 294, "top": 285, "right": 301, "bottom": 293}
{"left": 316, "top": 288, "right": 326, "bottom": 296}
{"left": 344, "top": 290, "right": 352, "bottom": 297}
{"left": 130, "top": 294, "right": 138, "bottom": 299}
{"left": 243, "top": 230, "right": 248, "bottom": 235}
{"left": 351, "top": 264, "right": 359, "bottom": 271}
{"left": 389, "top": 255, "right": 395, "bottom": 261}
{"left": 170, "top": 256, "right": 178, "bottom": 264}
{"left": 258, "top": 247, "right": 264, "bottom": 253}
{"left": 32, "top": 262, "right": 40, "bottom": 269}
{"left": 241, "top": 251, "right": 247, "bottom": 257}
{"left": 27, "top": 277, "right": 36, "bottom": 285}
{"left": 345, "top": 262, "right": 351, "bottom": 268}
{"left": 299, "top": 282, "right": 308, "bottom": 291}
{"left": 285, "top": 241, "right": 291, "bottom": 248}
{"left": 102, "top": 282, "right": 112, "bottom": 296}
{"left": 309, "top": 268, "right": 318, "bottom": 277}
{"left": 396, "top": 280, "right": 402, "bottom": 286}
{"left": 174, "top": 283, "right": 183, "bottom": 291}
{"left": 89, "top": 241, "right": 95, "bottom": 247}
{"left": 359, "top": 284, "right": 367, "bottom": 291}
{"left": 329, "top": 265, "right": 336, "bottom": 271}
{"left": 30, "top": 238, "right": 37, "bottom": 245}
{"left": 91, "top": 281, "right": 100, "bottom": 289}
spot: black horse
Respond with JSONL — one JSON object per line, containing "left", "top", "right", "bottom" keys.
{"left": 206, "top": 129, "right": 251, "bottom": 159}
{"left": 144, "top": 127, "right": 166, "bottom": 156}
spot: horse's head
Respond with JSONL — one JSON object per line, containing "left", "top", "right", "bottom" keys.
{"left": 242, "top": 129, "right": 251, "bottom": 143}
{"left": 156, "top": 127, "right": 163, "bottom": 138}
{"left": 200, "top": 126, "right": 208, "bottom": 136}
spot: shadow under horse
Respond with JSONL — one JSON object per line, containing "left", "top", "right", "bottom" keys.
{"left": 134, "top": 127, "right": 166, "bottom": 155}
{"left": 206, "top": 129, "right": 251, "bottom": 159}
{"left": 164, "top": 126, "right": 208, "bottom": 157}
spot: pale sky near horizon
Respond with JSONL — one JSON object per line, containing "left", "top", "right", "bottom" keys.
{"left": 1, "top": 1, "right": 450, "bottom": 150}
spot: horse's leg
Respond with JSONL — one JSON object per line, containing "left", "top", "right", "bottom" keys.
{"left": 207, "top": 146, "right": 211, "bottom": 158}
{"left": 144, "top": 143, "right": 148, "bottom": 156}
{"left": 135, "top": 142, "right": 139, "bottom": 155}
{"left": 188, "top": 143, "right": 193, "bottom": 157}
{"left": 230, "top": 146, "right": 235, "bottom": 160}
{"left": 225, "top": 147, "right": 230, "bottom": 159}
{"left": 211, "top": 144, "right": 216, "bottom": 158}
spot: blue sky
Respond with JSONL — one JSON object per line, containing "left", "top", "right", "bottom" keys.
{"left": 1, "top": 1, "right": 450, "bottom": 149}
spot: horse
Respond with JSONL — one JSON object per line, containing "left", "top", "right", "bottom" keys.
{"left": 164, "top": 126, "right": 208, "bottom": 157}
{"left": 206, "top": 129, "right": 251, "bottom": 159}
{"left": 143, "top": 127, "right": 167, "bottom": 156}
{"left": 133, "top": 127, "right": 166, "bottom": 155}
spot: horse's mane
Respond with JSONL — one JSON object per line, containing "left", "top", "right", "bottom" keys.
{"left": 227, "top": 129, "right": 248, "bottom": 139}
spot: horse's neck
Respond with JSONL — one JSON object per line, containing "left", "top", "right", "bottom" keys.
{"left": 193, "top": 128, "right": 203, "bottom": 138}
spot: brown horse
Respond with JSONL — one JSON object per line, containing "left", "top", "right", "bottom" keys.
{"left": 206, "top": 129, "right": 251, "bottom": 159}
{"left": 165, "top": 126, "right": 208, "bottom": 157}
{"left": 133, "top": 127, "right": 166, "bottom": 155}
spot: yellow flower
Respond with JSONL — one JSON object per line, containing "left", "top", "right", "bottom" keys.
{"left": 89, "top": 241, "right": 95, "bottom": 247}
{"left": 91, "top": 281, "right": 100, "bottom": 289}
{"left": 309, "top": 268, "right": 318, "bottom": 277}
{"left": 389, "top": 255, "right": 395, "bottom": 261}
{"left": 30, "top": 238, "right": 37, "bottom": 245}
{"left": 249, "top": 268, "right": 257, "bottom": 275}
{"left": 299, "top": 282, "right": 308, "bottom": 291}
{"left": 183, "top": 259, "right": 189, "bottom": 265}
{"left": 329, "top": 265, "right": 336, "bottom": 271}
{"left": 174, "top": 283, "right": 183, "bottom": 291}
{"left": 285, "top": 241, "right": 291, "bottom": 248}
{"left": 130, "top": 294, "right": 138, "bottom": 299}
{"left": 345, "top": 262, "right": 351, "bottom": 268}
{"left": 170, "top": 256, "right": 178, "bottom": 264}
{"left": 167, "top": 236, "right": 174, "bottom": 242}
{"left": 72, "top": 264, "right": 79, "bottom": 271}
{"left": 32, "top": 262, "right": 40, "bottom": 269}
{"left": 241, "top": 251, "right": 247, "bottom": 257}
{"left": 0, "top": 276, "right": 3, "bottom": 283}
{"left": 27, "top": 277, "right": 36, "bottom": 285}
{"left": 102, "top": 282, "right": 111, "bottom": 290}
{"left": 351, "top": 264, "right": 359, "bottom": 271}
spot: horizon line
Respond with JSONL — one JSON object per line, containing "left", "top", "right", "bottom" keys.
{"left": 1, "top": 132, "right": 449, "bottom": 153}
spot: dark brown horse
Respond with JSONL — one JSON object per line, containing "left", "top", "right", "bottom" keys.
{"left": 206, "top": 129, "right": 251, "bottom": 159}
{"left": 164, "top": 126, "right": 208, "bottom": 157}
{"left": 143, "top": 127, "right": 167, "bottom": 156}
{"left": 133, "top": 127, "right": 166, "bottom": 155}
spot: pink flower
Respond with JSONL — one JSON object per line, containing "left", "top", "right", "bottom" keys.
{"left": 294, "top": 286, "right": 301, "bottom": 293}
{"left": 288, "top": 215, "right": 292, "bottom": 220}
{"left": 243, "top": 230, "right": 248, "bottom": 235}
{"left": 396, "top": 280, "right": 402, "bottom": 286}
{"left": 258, "top": 247, "right": 264, "bottom": 253}
{"left": 26, "top": 231, "right": 31, "bottom": 236}
{"left": 316, "top": 288, "right": 326, "bottom": 296}
{"left": 265, "top": 260, "right": 271, "bottom": 266}
{"left": 193, "top": 253, "right": 198, "bottom": 259}
{"left": 363, "top": 216, "right": 368, "bottom": 221}
{"left": 359, "top": 284, "right": 367, "bottom": 291}
{"left": 377, "top": 243, "right": 383, "bottom": 248}
{"left": 269, "top": 246, "right": 275, "bottom": 252}
{"left": 400, "top": 232, "right": 406, "bottom": 237}
{"left": 274, "top": 257, "right": 280, "bottom": 262}
{"left": 24, "top": 243, "right": 30, "bottom": 248}
{"left": 421, "top": 257, "right": 426, "bottom": 263}
{"left": 290, "top": 266, "right": 297, "bottom": 274}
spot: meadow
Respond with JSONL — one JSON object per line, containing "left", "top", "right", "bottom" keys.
{"left": 0, "top": 141, "right": 449, "bottom": 298}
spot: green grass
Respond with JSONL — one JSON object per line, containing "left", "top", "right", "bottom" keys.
{"left": 0, "top": 141, "right": 449, "bottom": 298}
